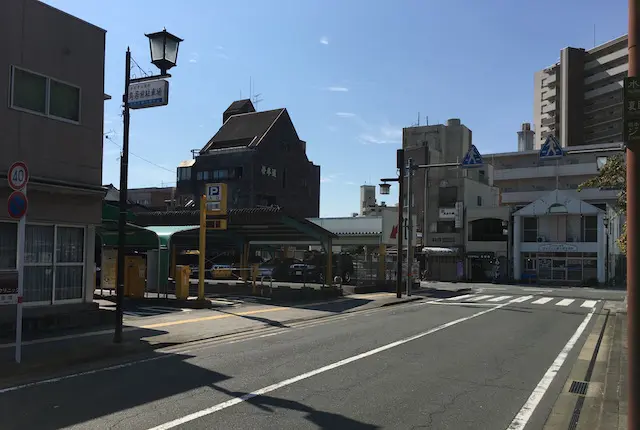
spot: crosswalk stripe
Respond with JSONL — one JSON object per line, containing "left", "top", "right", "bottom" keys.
{"left": 531, "top": 297, "right": 554, "bottom": 305}
{"left": 487, "top": 295, "right": 511, "bottom": 302}
{"left": 445, "top": 294, "right": 475, "bottom": 301}
{"left": 467, "top": 295, "right": 493, "bottom": 302}
{"left": 556, "top": 299, "right": 575, "bottom": 307}
{"left": 580, "top": 300, "right": 598, "bottom": 308}
{"left": 510, "top": 295, "right": 534, "bottom": 303}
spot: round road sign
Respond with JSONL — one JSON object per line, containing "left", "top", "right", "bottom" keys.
{"left": 8, "top": 162, "right": 29, "bottom": 191}
{"left": 7, "top": 191, "right": 28, "bottom": 219}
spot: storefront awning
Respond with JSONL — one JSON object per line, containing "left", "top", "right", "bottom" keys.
{"left": 422, "top": 247, "right": 458, "bottom": 255}
{"left": 144, "top": 225, "right": 199, "bottom": 249}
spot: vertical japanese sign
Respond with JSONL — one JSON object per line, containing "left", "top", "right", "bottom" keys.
{"left": 624, "top": 77, "right": 640, "bottom": 144}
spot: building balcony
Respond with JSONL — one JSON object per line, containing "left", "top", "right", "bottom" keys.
{"left": 542, "top": 101, "right": 557, "bottom": 114}
{"left": 494, "top": 162, "right": 599, "bottom": 181}
{"left": 540, "top": 116, "right": 556, "bottom": 127}
{"left": 541, "top": 87, "right": 557, "bottom": 101}
{"left": 499, "top": 188, "right": 620, "bottom": 205}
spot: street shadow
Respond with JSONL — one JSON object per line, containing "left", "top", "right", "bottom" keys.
{"left": 210, "top": 383, "right": 381, "bottom": 429}
{"left": 214, "top": 308, "right": 290, "bottom": 328}
{"left": 293, "top": 297, "right": 375, "bottom": 313}
{"left": 416, "top": 289, "right": 473, "bottom": 299}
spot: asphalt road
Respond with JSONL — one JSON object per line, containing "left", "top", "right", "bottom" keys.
{"left": 0, "top": 295, "right": 601, "bottom": 430}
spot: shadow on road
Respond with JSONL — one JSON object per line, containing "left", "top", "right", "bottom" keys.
{"left": 210, "top": 383, "right": 381, "bottom": 429}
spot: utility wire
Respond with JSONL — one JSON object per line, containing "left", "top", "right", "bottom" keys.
{"left": 104, "top": 133, "right": 175, "bottom": 175}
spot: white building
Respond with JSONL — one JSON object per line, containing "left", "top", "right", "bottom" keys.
{"left": 512, "top": 190, "right": 616, "bottom": 285}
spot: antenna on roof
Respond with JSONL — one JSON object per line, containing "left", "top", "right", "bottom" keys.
{"left": 250, "top": 76, "right": 263, "bottom": 109}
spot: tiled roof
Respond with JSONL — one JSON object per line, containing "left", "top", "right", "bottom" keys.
{"left": 200, "top": 109, "right": 285, "bottom": 153}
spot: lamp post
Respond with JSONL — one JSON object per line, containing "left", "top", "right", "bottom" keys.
{"left": 114, "top": 29, "right": 183, "bottom": 344}
{"left": 380, "top": 149, "right": 405, "bottom": 299}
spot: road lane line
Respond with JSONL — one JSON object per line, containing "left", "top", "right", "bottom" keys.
{"left": 507, "top": 307, "right": 595, "bottom": 430}
{"left": 510, "top": 295, "right": 534, "bottom": 303}
{"left": 531, "top": 297, "right": 553, "bottom": 305}
{"left": 580, "top": 300, "right": 598, "bottom": 308}
{"left": 555, "top": 299, "right": 575, "bottom": 307}
{"left": 467, "top": 295, "right": 493, "bottom": 302}
{"left": 141, "top": 307, "right": 287, "bottom": 329}
{"left": 444, "top": 294, "right": 475, "bottom": 301}
{"left": 146, "top": 303, "right": 510, "bottom": 430}
{"left": 488, "top": 295, "right": 512, "bottom": 302}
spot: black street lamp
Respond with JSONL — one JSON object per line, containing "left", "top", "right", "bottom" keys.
{"left": 114, "top": 29, "right": 183, "bottom": 344}
{"left": 145, "top": 29, "right": 183, "bottom": 75}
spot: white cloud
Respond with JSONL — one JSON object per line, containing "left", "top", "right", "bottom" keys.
{"left": 358, "top": 124, "right": 402, "bottom": 145}
{"left": 327, "top": 125, "right": 338, "bottom": 132}
{"left": 189, "top": 52, "right": 199, "bottom": 63}
{"left": 344, "top": 181, "right": 357, "bottom": 185}
{"left": 336, "top": 112, "right": 356, "bottom": 118}
{"left": 320, "top": 36, "right": 329, "bottom": 45}
{"left": 326, "top": 86, "right": 348, "bottom": 92}
{"left": 321, "top": 173, "right": 342, "bottom": 183}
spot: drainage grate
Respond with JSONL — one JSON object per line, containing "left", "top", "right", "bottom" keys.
{"left": 568, "top": 380, "right": 589, "bottom": 396}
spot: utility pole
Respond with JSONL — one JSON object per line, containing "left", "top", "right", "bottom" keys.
{"left": 628, "top": 1, "right": 640, "bottom": 427}
{"left": 406, "top": 158, "right": 414, "bottom": 296}
{"left": 396, "top": 150, "right": 405, "bottom": 299}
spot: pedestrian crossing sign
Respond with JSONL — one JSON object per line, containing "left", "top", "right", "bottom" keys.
{"left": 461, "top": 144, "right": 483, "bottom": 168}
{"left": 539, "top": 135, "right": 564, "bottom": 160}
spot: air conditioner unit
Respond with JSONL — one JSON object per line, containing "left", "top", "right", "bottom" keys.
{"left": 537, "top": 236, "right": 546, "bottom": 242}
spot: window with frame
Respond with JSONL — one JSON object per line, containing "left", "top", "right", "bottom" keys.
{"left": 23, "top": 225, "right": 85, "bottom": 303}
{"left": 522, "top": 217, "right": 538, "bottom": 242}
{"left": 10, "top": 66, "right": 81, "bottom": 123}
{"left": 0, "top": 223, "right": 17, "bottom": 271}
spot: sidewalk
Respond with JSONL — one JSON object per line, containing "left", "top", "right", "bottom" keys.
{"left": 544, "top": 300, "right": 628, "bottom": 429}
{"left": 0, "top": 292, "right": 422, "bottom": 384}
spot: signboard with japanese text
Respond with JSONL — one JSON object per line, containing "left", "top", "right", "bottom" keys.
{"left": 438, "top": 208, "right": 456, "bottom": 220}
{"left": 0, "top": 272, "right": 18, "bottom": 305}
{"left": 624, "top": 77, "right": 640, "bottom": 144}
{"left": 205, "top": 183, "right": 228, "bottom": 215}
{"left": 128, "top": 79, "right": 169, "bottom": 109}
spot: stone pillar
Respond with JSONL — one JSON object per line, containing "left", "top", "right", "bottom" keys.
{"left": 597, "top": 212, "right": 606, "bottom": 284}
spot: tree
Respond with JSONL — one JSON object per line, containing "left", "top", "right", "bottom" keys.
{"left": 578, "top": 154, "right": 626, "bottom": 254}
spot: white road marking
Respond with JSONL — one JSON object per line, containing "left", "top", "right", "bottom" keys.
{"left": 556, "top": 299, "right": 575, "bottom": 307}
{"left": 467, "top": 295, "right": 493, "bottom": 302}
{"left": 580, "top": 300, "right": 598, "bottom": 308}
{"left": 510, "top": 295, "right": 534, "bottom": 303}
{"left": 423, "top": 301, "right": 496, "bottom": 307}
{"left": 444, "top": 294, "right": 475, "bottom": 301}
{"left": 488, "top": 295, "right": 512, "bottom": 302}
{"left": 531, "top": 297, "right": 553, "bottom": 305}
{"left": 507, "top": 308, "right": 595, "bottom": 430}
{"left": 147, "top": 304, "right": 511, "bottom": 430}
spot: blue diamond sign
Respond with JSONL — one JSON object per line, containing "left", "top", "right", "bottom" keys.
{"left": 461, "top": 144, "right": 483, "bottom": 168}
{"left": 539, "top": 135, "right": 564, "bottom": 160}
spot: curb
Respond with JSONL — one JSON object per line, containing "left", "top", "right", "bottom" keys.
{"left": 380, "top": 297, "right": 424, "bottom": 307}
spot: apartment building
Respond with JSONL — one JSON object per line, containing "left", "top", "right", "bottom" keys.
{"left": 176, "top": 99, "right": 321, "bottom": 218}
{"left": 534, "top": 35, "right": 628, "bottom": 149}
{"left": 0, "top": 0, "right": 106, "bottom": 308}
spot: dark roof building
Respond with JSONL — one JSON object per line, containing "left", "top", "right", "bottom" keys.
{"left": 176, "top": 100, "right": 320, "bottom": 218}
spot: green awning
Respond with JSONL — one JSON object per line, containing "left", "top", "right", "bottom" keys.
{"left": 97, "top": 223, "right": 159, "bottom": 249}
{"left": 102, "top": 203, "right": 136, "bottom": 222}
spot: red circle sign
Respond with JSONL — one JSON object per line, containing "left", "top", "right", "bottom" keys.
{"left": 7, "top": 191, "right": 28, "bottom": 219}
{"left": 8, "top": 161, "right": 29, "bottom": 191}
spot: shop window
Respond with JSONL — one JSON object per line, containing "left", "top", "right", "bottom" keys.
{"left": 55, "top": 227, "right": 85, "bottom": 300}
{"left": 0, "top": 223, "right": 17, "bottom": 270}
{"left": 23, "top": 225, "right": 85, "bottom": 303}
{"left": 523, "top": 217, "right": 538, "bottom": 242}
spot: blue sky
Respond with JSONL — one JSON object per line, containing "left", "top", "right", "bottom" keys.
{"left": 45, "top": 0, "right": 627, "bottom": 217}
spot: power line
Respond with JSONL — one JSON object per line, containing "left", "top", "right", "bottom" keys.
{"left": 104, "top": 134, "right": 175, "bottom": 174}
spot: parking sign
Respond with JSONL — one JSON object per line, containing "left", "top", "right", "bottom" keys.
{"left": 205, "top": 183, "right": 227, "bottom": 215}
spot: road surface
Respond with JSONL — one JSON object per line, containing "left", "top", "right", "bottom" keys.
{"left": 0, "top": 292, "right": 604, "bottom": 429}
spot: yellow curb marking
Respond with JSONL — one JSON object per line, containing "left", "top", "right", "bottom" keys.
{"left": 141, "top": 307, "right": 287, "bottom": 329}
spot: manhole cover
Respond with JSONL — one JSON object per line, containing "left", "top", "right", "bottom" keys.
{"left": 568, "top": 380, "right": 589, "bottom": 396}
